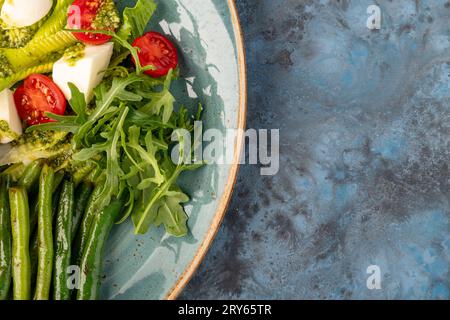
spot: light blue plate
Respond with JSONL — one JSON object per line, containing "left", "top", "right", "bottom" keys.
{"left": 100, "top": 0, "right": 246, "bottom": 299}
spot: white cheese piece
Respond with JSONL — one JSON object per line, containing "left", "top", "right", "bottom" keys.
{"left": 1, "top": 0, "right": 53, "bottom": 29}
{"left": 0, "top": 89, "right": 23, "bottom": 144}
{"left": 53, "top": 42, "right": 114, "bottom": 102}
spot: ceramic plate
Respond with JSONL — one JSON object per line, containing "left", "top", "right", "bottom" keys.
{"left": 98, "top": 0, "right": 246, "bottom": 299}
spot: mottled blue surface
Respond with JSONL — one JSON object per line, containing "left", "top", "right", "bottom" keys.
{"left": 181, "top": 0, "right": 450, "bottom": 299}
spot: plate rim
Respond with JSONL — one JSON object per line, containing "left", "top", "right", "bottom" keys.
{"left": 165, "top": 0, "right": 247, "bottom": 300}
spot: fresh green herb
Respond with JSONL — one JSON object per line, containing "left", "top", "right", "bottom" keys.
{"left": 117, "top": 0, "right": 157, "bottom": 42}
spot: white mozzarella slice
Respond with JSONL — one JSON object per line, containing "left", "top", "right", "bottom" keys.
{"left": 53, "top": 42, "right": 114, "bottom": 102}
{"left": 0, "top": 89, "right": 23, "bottom": 144}
{"left": 1, "top": 0, "right": 53, "bottom": 28}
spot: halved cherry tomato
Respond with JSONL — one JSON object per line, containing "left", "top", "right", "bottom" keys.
{"left": 132, "top": 32, "right": 179, "bottom": 78}
{"left": 13, "top": 74, "right": 67, "bottom": 126}
{"left": 67, "top": 0, "right": 113, "bottom": 45}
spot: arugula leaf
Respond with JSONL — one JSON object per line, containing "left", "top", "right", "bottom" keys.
{"left": 139, "top": 69, "right": 175, "bottom": 123}
{"left": 26, "top": 116, "right": 79, "bottom": 133}
{"left": 67, "top": 83, "right": 88, "bottom": 123}
{"left": 131, "top": 164, "right": 185, "bottom": 235}
{"left": 75, "top": 74, "right": 144, "bottom": 147}
{"left": 153, "top": 190, "right": 190, "bottom": 237}
{"left": 125, "top": 108, "right": 176, "bottom": 130}
{"left": 74, "top": 105, "right": 129, "bottom": 210}
{"left": 130, "top": 127, "right": 196, "bottom": 236}
{"left": 125, "top": 126, "right": 165, "bottom": 186}
{"left": 117, "top": 0, "right": 158, "bottom": 41}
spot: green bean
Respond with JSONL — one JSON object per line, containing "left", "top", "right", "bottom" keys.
{"left": 53, "top": 179, "right": 74, "bottom": 300}
{"left": 76, "top": 196, "right": 126, "bottom": 300}
{"left": 29, "top": 232, "right": 38, "bottom": 289}
{"left": 17, "top": 160, "right": 44, "bottom": 236}
{"left": 1, "top": 163, "right": 26, "bottom": 182}
{"left": 18, "top": 160, "right": 43, "bottom": 193}
{"left": 30, "top": 171, "right": 64, "bottom": 285}
{"left": 52, "top": 183, "right": 63, "bottom": 220}
{"left": 73, "top": 177, "right": 106, "bottom": 267}
{"left": 33, "top": 165, "right": 54, "bottom": 300}
{"left": 53, "top": 172, "right": 65, "bottom": 193}
{"left": 9, "top": 187, "right": 31, "bottom": 300}
{"left": 0, "top": 175, "right": 12, "bottom": 300}
{"left": 29, "top": 171, "right": 64, "bottom": 235}
{"left": 28, "top": 199, "right": 38, "bottom": 236}
{"left": 71, "top": 182, "right": 94, "bottom": 244}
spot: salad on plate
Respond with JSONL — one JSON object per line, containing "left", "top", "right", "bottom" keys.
{"left": 0, "top": 0, "right": 202, "bottom": 300}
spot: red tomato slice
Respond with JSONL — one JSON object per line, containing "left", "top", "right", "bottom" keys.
{"left": 132, "top": 32, "right": 179, "bottom": 78}
{"left": 67, "top": 0, "right": 113, "bottom": 45}
{"left": 13, "top": 74, "right": 67, "bottom": 126}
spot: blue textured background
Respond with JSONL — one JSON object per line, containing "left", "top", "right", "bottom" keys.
{"left": 181, "top": 0, "right": 450, "bottom": 299}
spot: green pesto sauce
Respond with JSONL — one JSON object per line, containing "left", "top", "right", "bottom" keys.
{"left": 0, "top": 120, "right": 19, "bottom": 141}
{"left": 0, "top": 24, "right": 36, "bottom": 48}
{"left": 63, "top": 43, "right": 86, "bottom": 66}
{"left": 91, "top": 0, "right": 120, "bottom": 31}
{"left": 12, "top": 130, "right": 62, "bottom": 147}
{"left": 0, "top": 53, "right": 13, "bottom": 77}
